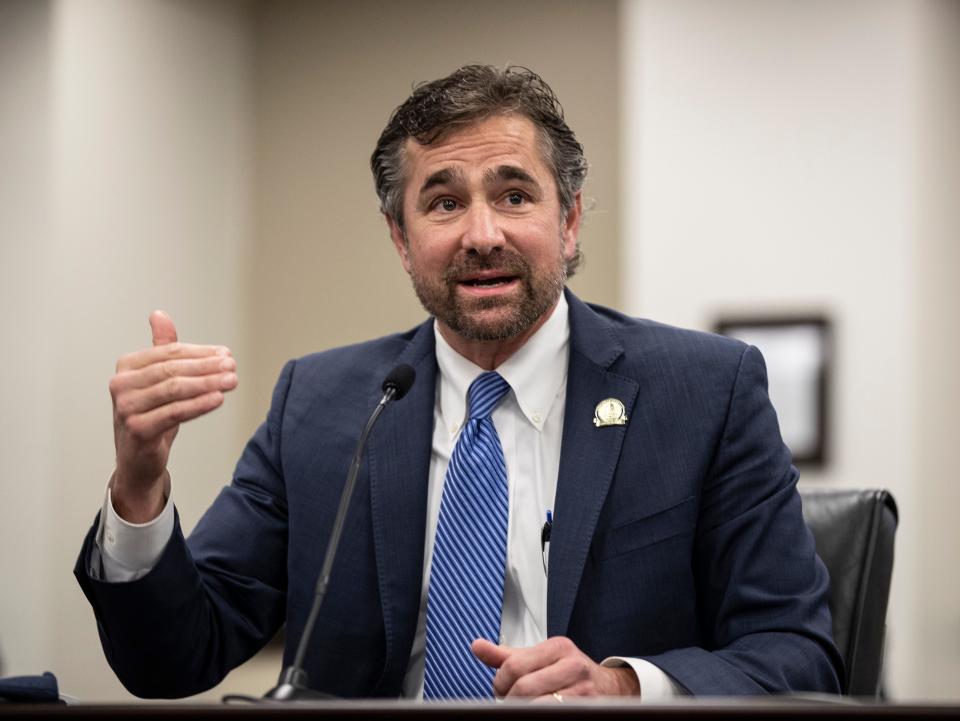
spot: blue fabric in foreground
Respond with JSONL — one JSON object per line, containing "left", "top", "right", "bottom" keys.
{"left": 0, "top": 671, "right": 61, "bottom": 703}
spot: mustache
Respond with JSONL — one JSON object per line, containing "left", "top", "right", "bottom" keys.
{"left": 442, "top": 251, "right": 530, "bottom": 283}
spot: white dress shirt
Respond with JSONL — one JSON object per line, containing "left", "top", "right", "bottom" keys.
{"left": 95, "top": 294, "right": 680, "bottom": 700}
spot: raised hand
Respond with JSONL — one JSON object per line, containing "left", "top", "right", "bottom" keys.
{"left": 109, "top": 311, "right": 238, "bottom": 522}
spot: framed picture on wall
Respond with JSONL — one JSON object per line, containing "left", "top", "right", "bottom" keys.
{"left": 715, "top": 316, "right": 832, "bottom": 468}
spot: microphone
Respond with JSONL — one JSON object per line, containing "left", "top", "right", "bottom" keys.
{"left": 265, "top": 364, "right": 416, "bottom": 701}
{"left": 382, "top": 363, "right": 415, "bottom": 401}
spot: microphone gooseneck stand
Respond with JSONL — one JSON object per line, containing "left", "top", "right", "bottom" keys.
{"left": 264, "top": 365, "right": 416, "bottom": 701}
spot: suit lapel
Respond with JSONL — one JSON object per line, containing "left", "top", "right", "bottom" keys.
{"left": 366, "top": 321, "right": 437, "bottom": 691}
{"left": 547, "top": 292, "right": 640, "bottom": 637}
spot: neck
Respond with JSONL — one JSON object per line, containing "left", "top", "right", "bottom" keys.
{"left": 437, "top": 301, "right": 559, "bottom": 371}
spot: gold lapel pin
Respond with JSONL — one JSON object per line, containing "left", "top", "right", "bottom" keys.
{"left": 594, "top": 398, "right": 628, "bottom": 427}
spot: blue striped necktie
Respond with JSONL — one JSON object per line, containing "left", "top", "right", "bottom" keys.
{"left": 423, "top": 371, "right": 511, "bottom": 700}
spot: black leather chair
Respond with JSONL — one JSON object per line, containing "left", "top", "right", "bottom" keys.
{"left": 800, "top": 488, "right": 898, "bottom": 697}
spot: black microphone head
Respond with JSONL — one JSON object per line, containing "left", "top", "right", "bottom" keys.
{"left": 382, "top": 364, "right": 416, "bottom": 400}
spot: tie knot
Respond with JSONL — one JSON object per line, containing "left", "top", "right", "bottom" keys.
{"left": 466, "top": 372, "right": 510, "bottom": 420}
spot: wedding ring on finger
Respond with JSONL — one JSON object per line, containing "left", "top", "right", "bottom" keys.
{"left": 552, "top": 692, "right": 564, "bottom": 703}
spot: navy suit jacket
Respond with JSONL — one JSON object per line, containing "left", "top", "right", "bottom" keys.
{"left": 75, "top": 291, "right": 842, "bottom": 698}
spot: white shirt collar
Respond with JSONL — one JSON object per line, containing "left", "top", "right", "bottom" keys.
{"left": 434, "top": 293, "right": 570, "bottom": 437}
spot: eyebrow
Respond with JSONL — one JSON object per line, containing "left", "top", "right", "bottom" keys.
{"left": 484, "top": 165, "right": 539, "bottom": 187}
{"left": 418, "top": 167, "right": 464, "bottom": 196}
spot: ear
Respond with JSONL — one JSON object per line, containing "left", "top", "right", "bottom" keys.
{"left": 386, "top": 214, "right": 412, "bottom": 274}
{"left": 561, "top": 191, "right": 583, "bottom": 260}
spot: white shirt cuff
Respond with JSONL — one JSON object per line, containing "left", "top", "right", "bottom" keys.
{"left": 94, "top": 483, "right": 175, "bottom": 582}
{"left": 601, "top": 656, "right": 686, "bottom": 701}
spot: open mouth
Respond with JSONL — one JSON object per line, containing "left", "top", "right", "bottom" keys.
{"left": 459, "top": 275, "right": 517, "bottom": 288}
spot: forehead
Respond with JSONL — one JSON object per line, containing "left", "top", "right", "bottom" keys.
{"left": 401, "top": 115, "right": 553, "bottom": 190}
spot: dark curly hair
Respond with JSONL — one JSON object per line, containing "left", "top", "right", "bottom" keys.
{"left": 371, "top": 65, "right": 587, "bottom": 275}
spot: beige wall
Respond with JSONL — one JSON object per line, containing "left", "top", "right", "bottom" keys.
{"left": 915, "top": 0, "right": 960, "bottom": 699}
{"left": 622, "top": 0, "right": 960, "bottom": 700}
{"left": 0, "top": 0, "right": 55, "bottom": 678}
{"left": 1, "top": 0, "right": 257, "bottom": 700}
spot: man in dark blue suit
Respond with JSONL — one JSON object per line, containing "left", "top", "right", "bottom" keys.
{"left": 76, "top": 65, "right": 842, "bottom": 700}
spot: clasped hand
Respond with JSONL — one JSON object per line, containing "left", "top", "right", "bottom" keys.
{"left": 472, "top": 636, "right": 640, "bottom": 700}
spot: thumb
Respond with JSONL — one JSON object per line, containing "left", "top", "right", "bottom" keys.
{"left": 149, "top": 310, "right": 178, "bottom": 347}
{"left": 471, "top": 638, "right": 513, "bottom": 669}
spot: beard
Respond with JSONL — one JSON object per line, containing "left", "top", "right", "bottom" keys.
{"left": 408, "top": 247, "right": 567, "bottom": 341}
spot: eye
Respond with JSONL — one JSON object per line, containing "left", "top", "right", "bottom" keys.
{"left": 433, "top": 197, "right": 459, "bottom": 213}
{"left": 506, "top": 191, "right": 526, "bottom": 206}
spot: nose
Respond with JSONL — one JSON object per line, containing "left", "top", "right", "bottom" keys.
{"left": 461, "top": 202, "right": 505, "bottom": 256}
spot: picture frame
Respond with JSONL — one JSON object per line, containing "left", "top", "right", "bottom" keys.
{"left": 715, "top": 315, "right": 832, "bottom": 468}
